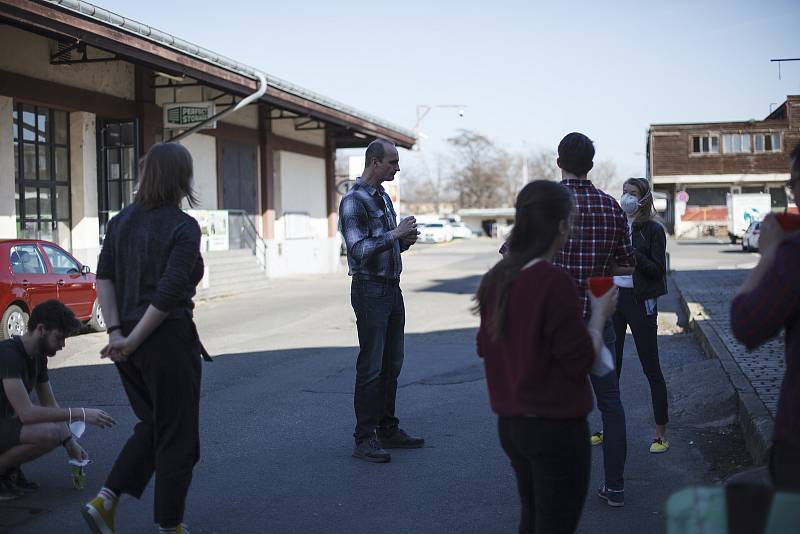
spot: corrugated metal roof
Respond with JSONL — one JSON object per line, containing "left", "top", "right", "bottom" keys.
{"left": 42, "top": 0, "right": 416, "bottom": 140}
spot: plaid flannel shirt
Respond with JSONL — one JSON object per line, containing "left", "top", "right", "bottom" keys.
{"left": 339, "top": 178, "right": 408, "bottom": 280}
{"left": 553, "top": 178, "right": 635, "bottom": 318}
{"left": 731, "top": 233, "right": 800, "bottom": 447}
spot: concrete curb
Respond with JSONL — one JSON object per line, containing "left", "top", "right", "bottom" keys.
{"left": 672, "top": 276, "right": 774, "bottom": 465}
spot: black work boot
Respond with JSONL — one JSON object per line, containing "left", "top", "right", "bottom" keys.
{"left": 352, "top": 431, "right": 391, "bottom": 463}
{"left": 378, "top": 427, "right": 425, "bottom": 449}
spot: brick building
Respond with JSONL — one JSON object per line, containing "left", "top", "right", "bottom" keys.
{"left": 647, "top": 95, "right": 800, "bottom": 237}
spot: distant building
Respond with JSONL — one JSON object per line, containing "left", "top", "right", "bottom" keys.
{"left": 647, "top": 95, "right": 800, "bottom": 237}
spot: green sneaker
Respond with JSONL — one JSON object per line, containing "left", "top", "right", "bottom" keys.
{"left": 82, "top": 494, "right": 117, "bottom": 534}
{"left": 650, "top": 437, "right": 670, "bottom": 454}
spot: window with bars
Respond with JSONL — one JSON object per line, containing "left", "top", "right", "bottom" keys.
{"left": 11, "top": 103, "right": 71, "bottom": 247}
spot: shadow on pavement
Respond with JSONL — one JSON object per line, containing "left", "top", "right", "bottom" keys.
{"left": 418, "top": 274, "right": 483, "bottom": 295}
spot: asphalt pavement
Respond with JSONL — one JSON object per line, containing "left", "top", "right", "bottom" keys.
{"left": 1, "top": 238, "right": 747, "bottom": 533}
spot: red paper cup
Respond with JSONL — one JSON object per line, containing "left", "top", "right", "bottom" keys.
{"left": 587, "top": 276, "right": 615, "bottom": 297}
{"left": 775, "top": 213, "right": 800, "bottom": 233}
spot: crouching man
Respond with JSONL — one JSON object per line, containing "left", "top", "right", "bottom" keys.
{"left": 0, "top": 300, "right": 116, "bottom": 498}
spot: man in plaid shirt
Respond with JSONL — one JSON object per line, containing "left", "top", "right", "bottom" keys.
{"left": 731, "top": 143, "right": 800, "bottom": 492}
{"left": 339, "top": 139, "right": 423, "bottom": 463}
{"left": 552, "top": 132, "right": 635, "bottom": 507}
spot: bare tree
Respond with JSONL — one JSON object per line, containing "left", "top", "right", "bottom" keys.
{"left": 448, "top": 130, "right": 514, "bottom": 209}
{"left": 524, "top": 149, "right": 560, "bottom": 183}
{"left": 589, "top": 159, "right": 622, "bottom": 194}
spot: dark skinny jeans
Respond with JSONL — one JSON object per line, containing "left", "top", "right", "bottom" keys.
{"left": 612, "top": 287, "right": 669, "bottom": 426}
{"left": 498, "top": 416, "right": 590, "bottom": 534}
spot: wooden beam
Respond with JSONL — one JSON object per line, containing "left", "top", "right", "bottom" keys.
{"left": 0, "top": 69, "right": 134, "bottom": 118}
{"left": 135, "top": 65, "right": 158, "bottom": 152}
{"left": 268, "top": 133, "right": 326, "bottom": 159}
{"left": 258, "top": 105, "right": 275, "bottom": 240}
{"left": 325, "top": 128, "right": 337, "bottom": 238}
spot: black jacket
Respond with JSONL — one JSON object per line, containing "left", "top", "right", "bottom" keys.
{"left": 631, "top": 219, "right": 667, "bottom": 302}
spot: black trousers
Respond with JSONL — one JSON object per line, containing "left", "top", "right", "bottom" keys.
{"left": 498, "top": 416, "right": 590, "bottom": 534}
{"left": 106, "top": 318, "right": 202, "bottom": 527}
{"left": 612, "top": 288, "right": 669, "bottom": 426}
{"left": 770, "top": 441, "right": 800, "bottom": 492}
{"left": 350, "top": 279, "right": 405, "bottom": 441}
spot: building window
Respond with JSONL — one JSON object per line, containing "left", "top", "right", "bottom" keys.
{"left": 692, "top": 135, "right": 719, "bottom": 154}
{"left": 754, "top": 133, "right": 781, "bottom": 153}
{"left": 98, "top": 120, "right": 137, "bottom": 238}
{"left": 12, "top": 103, "right": 71, "bottom": 248}
{"left": 685, "top": 187, "right": 728, "bottom": 206}
{"left": 722, "top": 133, "right": 751, "bottom": 154}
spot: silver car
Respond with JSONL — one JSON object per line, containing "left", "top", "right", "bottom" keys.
{"left": 742, "top": 220, "right": 761, "bottom": 252}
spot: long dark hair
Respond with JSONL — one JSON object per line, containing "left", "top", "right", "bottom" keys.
{"left": 135, "top": 143, "right": 198, "bottom": 210}
{"left": 474, "top": 180, "right": 574, "bottom": 342}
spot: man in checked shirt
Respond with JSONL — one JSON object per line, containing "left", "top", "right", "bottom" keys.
{"left": 340, "top": 139, "right": 423, "bottom": 463}
{"left": 552, "top": 132, "right": 636, "bottom": 508}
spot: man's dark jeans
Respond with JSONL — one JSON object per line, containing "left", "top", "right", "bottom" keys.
{"left": 351, "top": 278, "right": 405, "bottom": 442}
{"left": 498, "top": 416, "right": 590, "bottom": 534}
{"left": 589, "top": 319, "right": 627, "bottom": 491}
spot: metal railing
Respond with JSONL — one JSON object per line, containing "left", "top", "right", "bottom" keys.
{"left": 226, "top": 210, "right": 268, "bottom": 271}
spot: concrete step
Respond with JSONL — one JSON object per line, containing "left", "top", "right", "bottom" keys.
{"left": 196, "top": 278, "right": 271, "bottom": 300}
{"left": 203, "top": 254, "right": 258, "bottom": 268}
{"left": 207, "top": 262, "right": 266, "bottom": 277}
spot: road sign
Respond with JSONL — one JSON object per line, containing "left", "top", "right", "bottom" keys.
{"left": 336, "top": 179, "right": 357, "bottom": 195}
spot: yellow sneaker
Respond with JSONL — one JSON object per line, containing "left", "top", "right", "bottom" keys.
{"left": 590, "top": 431, "right": 604, "bottom": 446}
{"left": 82, "top": 494, "right": 117, "bottom": 534}
{"left": 650, "top": 438, "right": 669, "bottom": 454}
{"left": 176, "top": 525, "right": 191, "bottom": 534}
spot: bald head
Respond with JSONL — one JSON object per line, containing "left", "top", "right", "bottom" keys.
{"left": 362, "top": 139, "right": 400, "bottom": 185}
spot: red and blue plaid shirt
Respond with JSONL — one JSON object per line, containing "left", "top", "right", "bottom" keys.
{"left": 553, "top": 178, "right": 635, "bottom": 318}
{"left": 731, "top": 232, "right": 800, "bottom": 448}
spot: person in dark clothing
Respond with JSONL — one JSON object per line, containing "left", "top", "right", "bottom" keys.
{"left": 476, "top": 180, "right": 618, "bottom": 534}
{"left": 83, "top": 142, "right": 205, "bottom": 534}
{"left": 731, "top": 143, "right": 800, "bottom": 492}
{"left": 612, "top": 177, "right": 670, "bottom": 454}
{"left": 551, "top": 132, "right": 633, "bottom": 508}
{"left": 339, "top": 139, "right": 423, "bottom": 463}
{"left": 0, "top": 301, "right": 115, "bottom": 499}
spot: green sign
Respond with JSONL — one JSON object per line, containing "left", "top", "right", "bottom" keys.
{"left": 163, "top": 102, "right": 216, "bottom": 130}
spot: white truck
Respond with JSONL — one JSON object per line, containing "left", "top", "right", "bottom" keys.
{"left": 727, "top": 193, "right": 772, "bottom": 243}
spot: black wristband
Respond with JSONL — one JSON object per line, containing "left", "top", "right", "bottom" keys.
{"left": 107, "top": 325, "right": 121, "bottom": 334}
{"left": 61, "top": 435, "right": 73, "bottom": 447}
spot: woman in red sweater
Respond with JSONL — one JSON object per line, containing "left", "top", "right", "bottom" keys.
{"left": 475, "top": 180, "right": 617, "bottom": 534}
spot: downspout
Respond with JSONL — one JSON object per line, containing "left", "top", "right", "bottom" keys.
{"left": 169, "top": 71, "right": 267, "bottom": 143}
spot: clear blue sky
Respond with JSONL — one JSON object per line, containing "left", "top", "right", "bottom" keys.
{"left": 102, "top": 0, "right": 800, "bottom": 179}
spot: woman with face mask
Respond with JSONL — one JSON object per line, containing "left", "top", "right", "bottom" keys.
{"left": 614, "top": 178, "right": 670, "bottom": 453}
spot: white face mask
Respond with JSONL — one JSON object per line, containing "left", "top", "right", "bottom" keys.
{"left": 69, "top": 420, "right": 86, "bottom": 438}
{"left": 69, "top": 408, "right": 86, "bottom": 438}
{"left": 620, "top": 193, "right": 640, "bottom": 215}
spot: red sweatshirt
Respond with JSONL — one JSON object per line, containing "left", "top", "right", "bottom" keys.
{"left": 477, "top": 261, "right": 595, "bottom": 418}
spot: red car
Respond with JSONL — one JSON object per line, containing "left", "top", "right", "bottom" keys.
{"left": 0, "top": 239, "right": 104, "bottom": 339}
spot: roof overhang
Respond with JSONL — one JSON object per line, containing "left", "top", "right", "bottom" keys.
{"left": 0, "top": 0, "right": 416, "bottom": 149}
